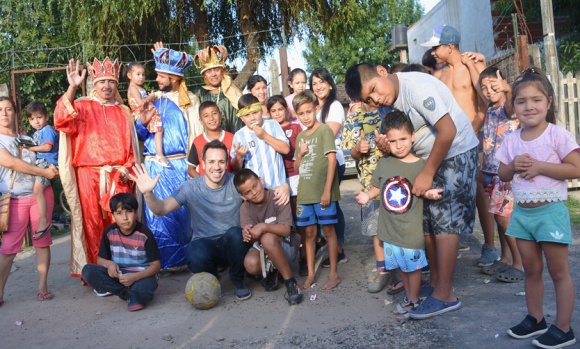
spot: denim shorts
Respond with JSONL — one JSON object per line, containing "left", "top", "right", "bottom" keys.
{"left": 296, "top": 202, "right": 338, "bottom": 227}
{"left": 383, "top": 241, "right": 428, "bottom": 273}
{"left": 507, "top": 201, "right": 572, "bottom": 244}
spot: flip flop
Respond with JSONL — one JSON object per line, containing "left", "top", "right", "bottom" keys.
{"left": 481, "top": 260, "right": 510, "bottom": 275}
{"left": 496, "top": 267, "right": 524, "bottom": 283}
{"left": 386, "top": 280, "right": 404, "bottom": 295}
{"left": 32, "top": 224, "right": 52, "bottom": 240}
{"left": 37, "top": 291, "right": 52, "bottom": 301}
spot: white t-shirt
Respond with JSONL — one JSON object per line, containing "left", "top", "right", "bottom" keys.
{"left": 317, "top": 100, "right": 345, "bottom": 165}
{"left": 393, "top": 72, "right": 479, "bottom": 160}
{"left": 0, "top": 134, "right": 36, "bottom": 198}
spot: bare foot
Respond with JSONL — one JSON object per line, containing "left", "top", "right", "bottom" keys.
{"left": 301, "top": 276, "right": 316, "bottom": 289}
{"left": 322, "top": 276, "right": 340, "bottom": 290}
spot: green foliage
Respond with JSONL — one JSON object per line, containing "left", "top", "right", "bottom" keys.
{"left": 559, "top": 37, "right": 580, "bottom": 73}
{"left": 303, "top": 0, "right": 423, "bottom": 82}
{"left": 565, "top": 194, "right": 580, "bottom": 226}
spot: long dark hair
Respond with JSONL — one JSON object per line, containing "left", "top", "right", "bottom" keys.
{"left": 309, "top": 68, "right": 337, "bottom": 123}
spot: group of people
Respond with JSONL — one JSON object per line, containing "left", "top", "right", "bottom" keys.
{"left": 0, "top": 24, "right": 577, "bottom": 348}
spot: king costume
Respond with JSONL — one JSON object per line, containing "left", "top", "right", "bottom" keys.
{"left": 135, "top": 47, "right": 203, "bottom": 270}
{"left": 55, "top": 57, "right": 140, "bottom": 279}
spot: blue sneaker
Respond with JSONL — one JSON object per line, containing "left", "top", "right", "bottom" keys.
{"left": 408, "top": 295, "right": 461, "bottom": 320}
{"left": 477, "top": 243, "right": 499, "bottom": 267}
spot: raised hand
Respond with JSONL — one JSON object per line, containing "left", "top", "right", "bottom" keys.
{"left": 299, "top": 138, "right": 308, "bottom": 157}
{"left": 358, "top": 131, "right": 370, "bottom": 154}
{"left": 66, "top": 59, "right": 86, "bottom": 88}
{"left": 129, "top": 163, "right": 161, "bottom": 194}
{"left": 233, "top": 143, "right": 248, "bottom": 160}
{"left": 252, "top": 123, "right": 265, "bottom": 139}
{"left": 490, "top": 69, "right": 510, "bottom": 94}
{"left": 151, "top": 41, "right": 165, "bottom": 54}
{"left": 374, "top": 130, "right": 391, "bottom": 155}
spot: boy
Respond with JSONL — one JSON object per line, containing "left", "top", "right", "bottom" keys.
{"left": 234, "top": 168, "right": 303, "bottom": 305}
{"left": 24, "top": 101, "right": 58, "bottom": 240}
{"left": 293, "top": 90, "right": 341, "bottom": 291}
{"left": 355, "top": 110, "right": 442, "bottom": 314}
{"left": 345, "top": 63, "right": 479, "bottom": 319}
{"left": 81, "top": 193, "right": 161, "bottom": 312}
{"left": 187, "top": 101, "right": 234, "bottom": 178}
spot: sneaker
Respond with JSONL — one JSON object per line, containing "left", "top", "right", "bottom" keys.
{"left": 458, "top": 243, "right": 470, "bottom": 252}
{"left": 94, "top": 289, "right": 112, "bottom": 297}
{"left": 263, "top": 270, "right": 281, "bottom": 292}
{"left": 299, "top": 258, "right": 308, "bottom": 277}
{"left": 233, "top": 281, "right": 252, "bottom": 301}
{"left": 408, "top": 295, "right": 461, "bottom": 320}
{"left": 421, "top": 265, "right": 430, "bottom": 275}
{"left": 477, "top": 243, "right": 500, "bottom": 267}
{"left": 367, "top": 268, "right": 390, "bottom": 293}
{"left": 507, "top": 315, "right": 548, "bottom": 339}
{"left": 284, "top": 278, "right": 303, "bottom": 305}
{"left": 127, "top": 298, "right": 144, "bottom": 312}
{"left": 532, "top": 325, "right": 576, "bottom": 348}
{"left": 321, "top": 251, "right": 348, "bottom": 268}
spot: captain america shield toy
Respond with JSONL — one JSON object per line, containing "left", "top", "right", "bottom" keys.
{"left": 382, "top": 176, "right": 413, "bottom": 214}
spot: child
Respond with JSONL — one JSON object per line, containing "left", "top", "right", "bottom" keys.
{"left": 345, "top": 63, "right": 479, "bottom": 319}
{"left": 498, "top": 67, "right": 579, "bottom": 348}
{"left": 187, "top": 101, "right": 234, "bottom": 177}
{"left": 24, "top": 101, "right": 58, "bottom": 240}
{"left": 285, "top": 68, "right": 307, "bottom": 121}
{"left": 293, "top": 90, "right": 341, "bottom": 290}
{"left": 475, "top": 67, "right": 523, "bottom": 282}
{"left": 233, "top": 168, "right": 303, "bottom": 305}
{"left": 81, "top": 193, "right": 161, "bottom": 312}
{"left": 231, "top": 94, "right": 289, "bottom": 190}
{"left": 126, "top": 62, "right": 168, "bottom": 168}
{"left": 247, "top": 75, "right": 269, "bottom": 118}
{"left": 355, "top": 110, "right": 442, "bottom": 314}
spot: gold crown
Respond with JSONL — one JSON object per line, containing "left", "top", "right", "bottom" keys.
{"left": 194, "top": 46, "right": 228, "bottom": 74}
{"left": 87, "top": 57, "right": 120, "bottom": 83}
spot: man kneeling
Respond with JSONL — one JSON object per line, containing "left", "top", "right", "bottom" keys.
{"left": 234, "top": 169, "right": 303, "bottom": 305}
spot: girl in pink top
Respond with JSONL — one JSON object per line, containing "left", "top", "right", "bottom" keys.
{"left": 285, "top": 68, "right": 307, "bottom": 122}
{"left": 497, "top": 67, "right": 580, "bottom": 348}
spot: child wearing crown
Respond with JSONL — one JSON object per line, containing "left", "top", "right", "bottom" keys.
{"left": 54, "top": 57, "right": 140, "bottom": 281}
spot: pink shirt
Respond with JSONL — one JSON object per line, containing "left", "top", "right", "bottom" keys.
{"left": 496, "top": 123, "right": 579, "bottom": 203}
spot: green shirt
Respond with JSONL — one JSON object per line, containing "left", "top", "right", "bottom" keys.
{"left": 193, "top": 87, "right": 244, "bottom": 134}
{"left": 294, "top": 123, "right": 341, "bottom": 205}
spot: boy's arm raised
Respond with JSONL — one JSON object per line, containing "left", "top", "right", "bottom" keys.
{"left": 130, "top": 164, "right": 180, "bottom": 216}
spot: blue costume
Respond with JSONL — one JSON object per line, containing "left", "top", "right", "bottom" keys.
{"left": 136, "top": 48, "right": 202, "bottom": 269}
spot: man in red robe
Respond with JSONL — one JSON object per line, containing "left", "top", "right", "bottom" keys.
{"left": 54, "top": 58, "right": 140, "bottom": 279}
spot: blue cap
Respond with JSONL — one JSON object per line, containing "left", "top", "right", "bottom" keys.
{"left": 420, "top": 25, "right": 461, "bottom": 47}
{"left": 154, "top": 48, "right": 193, "bottom": 77}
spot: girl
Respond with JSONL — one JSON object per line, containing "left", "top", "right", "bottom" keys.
{"left": 310, "top": 67, "right": 347, "bottom": 269}
{"left": 126, "top": 62, "right": 168, "bottom": 168}
{"left": 285, "top": 68, "right": 307, "bottom": 120}
{"left": 247, "top": 75, "right": 269, "bottom": 118}
{"left": 498, "top": 67, "right": 579, "bottom": 348}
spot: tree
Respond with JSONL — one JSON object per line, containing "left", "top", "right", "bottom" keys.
{"left": 303, "top": 0, "right": 423, "bottom": 82}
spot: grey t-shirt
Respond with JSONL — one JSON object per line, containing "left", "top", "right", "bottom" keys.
{"left": 0, "top": 134, "right": 36, "bottom": 198}
{"left": 172, "top": 172, "right": 242, "bottom": 241}
{"left": 393, "top": 72, "right": 479, "bottom": 160}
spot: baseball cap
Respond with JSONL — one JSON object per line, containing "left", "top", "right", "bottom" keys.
{"left": 420, "top": 25, "right": 461, "bottom": 47}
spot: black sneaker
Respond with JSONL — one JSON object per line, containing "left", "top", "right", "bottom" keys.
{"left": 507, "top": 315, "right": 548, "bottom": 339}
{"left": 263, "top": 270, "right": 281, "bottom": 292}
{"left": 284, "top": 278, "right": 303, "bottom": 305}
{"left": 532, "top": 325, "right": 576, "bottom": 348}
{"left": 299, "top": 259, "right": 308, "bottom": 276}
{"left": 233, "top": 281, "right": 252, "bottom": 301}
{"left": 321, "top": 251, "right": 348, "bottom": 268}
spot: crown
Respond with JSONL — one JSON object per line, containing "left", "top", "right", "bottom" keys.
{"left": 153, "top": 48, "right": 193, "bottom": 77}
{"left": 87, "top": 57, "right": 120, "bottom": 83}
{"left": 194, "top": 46, "right": 228, "bottom": 74}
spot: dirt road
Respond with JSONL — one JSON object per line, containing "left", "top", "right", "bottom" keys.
{"left": 1, "top": 179, "right": 579, "bottom": 349}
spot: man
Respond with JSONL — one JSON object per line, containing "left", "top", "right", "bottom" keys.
{"left": 192, "top": 46, "right": 244, "bottom": 133}
{"left": 131, "top": 140, "right": 252, "bottom": 301}
{"left": 421, "top": 25, "right": 497, "bottom": 267}
{"left": 55, "top": 58, "right": 139, "bottom": 279}
{"left": 135, "top": 43, "right": 203, "bottom": 270}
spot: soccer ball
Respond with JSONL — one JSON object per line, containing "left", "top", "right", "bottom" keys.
{"left": 185, "top": 272, "right": 221, "bottom": 310}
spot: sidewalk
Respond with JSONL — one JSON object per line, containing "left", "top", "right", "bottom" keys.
{"left": 1, "top": 178, "right": 579, "bottom": 349}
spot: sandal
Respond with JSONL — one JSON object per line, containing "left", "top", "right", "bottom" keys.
{"left": 394, "top": 296, "right": 420, "bottom": 315}
{"left": 37, "top": 291, "right": 52, "bottom": 301}
{"left": 155, "top": 155, "right": 171, "bottom": 168}
{"left": 481, "top": 260, "right": 510, "bottom": 275}
{"left": 386, "top": 280, "right": 404, "bottom": 295}
{"left": 496, "top": 267, "right": 524, "bottom": 283}
{"left": 32, "top": 224, "right": 52, "bottom": 240}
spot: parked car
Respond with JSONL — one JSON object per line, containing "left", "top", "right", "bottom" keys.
{"left": 342, "top": 149, "right": 358, "bottom": 178}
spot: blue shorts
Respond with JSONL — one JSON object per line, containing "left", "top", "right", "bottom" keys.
{"left": 383, "top": 241, "right": 428, "bottom": 273}
{"left": 296, "top": 202, "right": 338, "bottom": 226}
{"left": 507, "top": 201, "right": 572, "bottom": 244}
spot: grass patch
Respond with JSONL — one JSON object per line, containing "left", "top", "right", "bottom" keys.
{"left": 565, "top": 195, "right": 580, "bottom": 226}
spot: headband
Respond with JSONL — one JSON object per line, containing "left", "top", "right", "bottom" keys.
{"left": 237, "top": 103, "right": 263, "bottom": 117}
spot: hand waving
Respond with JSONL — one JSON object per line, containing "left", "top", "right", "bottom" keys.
{"left": 129, "top": 163, "right": 160, "bottom": 194}
{"left": 66, "top": 59, "right": 86, "bottom": 89}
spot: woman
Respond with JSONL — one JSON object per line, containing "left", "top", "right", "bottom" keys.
{"left": 247, "top": 75, "right": 269, "bottom": 118}
{"left": 0, "top": 97, "right": 58, "bottom": 305}
{"left": 310, "top": 68, "right": 347, "bottom": 266}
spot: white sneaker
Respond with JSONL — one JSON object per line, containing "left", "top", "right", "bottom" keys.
{"left": 94, "top": 289, "right": 112, "bottom": 297}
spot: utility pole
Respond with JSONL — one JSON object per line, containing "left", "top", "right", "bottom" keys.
{"left": 540, "top": 0, "right": 561, "bottom": 124}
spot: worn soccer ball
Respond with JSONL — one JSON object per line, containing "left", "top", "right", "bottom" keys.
{"left": 185, "top": 272, "right": 221, "bottom": 310}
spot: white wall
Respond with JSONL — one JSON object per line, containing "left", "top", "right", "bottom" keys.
{"left": 407, "top": 0, "right": 495, "bottom": 63}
